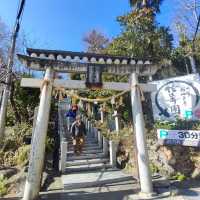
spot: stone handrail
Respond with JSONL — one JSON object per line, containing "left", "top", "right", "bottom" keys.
{"left": 84, "top": 116, "right": 117, "bottom": 168}
{"left": 58, "top": 102, "right": 68, "bottom": 173}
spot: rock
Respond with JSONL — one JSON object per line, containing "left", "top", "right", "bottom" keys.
{"left": 191, "top": 168, "right": 200, "bottom": 179}
{"left": 170, "top": 186, "right": 180, "bottom": 196}
{"left": 148, "top": 140, "right": 176, "bottom": 177}
{"left": 6, "top": 167, "right": 27, "bottom": 197}
{"left": 0, "top": 167, "right": 18, "bottom": 179}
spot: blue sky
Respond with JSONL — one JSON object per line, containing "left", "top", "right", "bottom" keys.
{"left": 0, "top": 0, "right": 176, "bottom": 52}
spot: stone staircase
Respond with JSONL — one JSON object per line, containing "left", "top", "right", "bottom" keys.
{"left": 65, "top": 136, "right": 111, "bottom": 173}
{"left": 58, "top": 100, "right": 134, "bottom": 190}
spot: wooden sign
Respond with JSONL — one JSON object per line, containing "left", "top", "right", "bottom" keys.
{"left": 86, "top": 65, "right": 103, "bottom": 89}
{"left": 157, "top": 129, "right": 200, "bottom": 147}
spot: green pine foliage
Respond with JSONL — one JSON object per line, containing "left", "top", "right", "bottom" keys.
{"left": 106, "top": 8, "right": 173, "bottom": 61}
{"left": 155, "top": 120, "right": 200, "bottom": 130}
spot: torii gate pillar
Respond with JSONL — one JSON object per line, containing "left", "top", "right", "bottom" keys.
{"left": 131, "top": 73, "right": 153, "bottom": 195}
{"left": 23, "top": 68, "right": 53, "bottom": 200}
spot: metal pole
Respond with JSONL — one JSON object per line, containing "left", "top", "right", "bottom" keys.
{"left": 23, "top": 68, "right": 53, "bottom": 200}
{"left": 130, "top": 73, "right": 153, "bottom": 195}
{"left": 0, "top": 0, "right": 26, "bottom": 139}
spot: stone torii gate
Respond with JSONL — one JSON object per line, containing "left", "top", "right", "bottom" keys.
{"left": 18, "top": 48, "right": 159, "bottom": 200}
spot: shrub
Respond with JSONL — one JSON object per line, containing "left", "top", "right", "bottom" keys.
{"left": 3, "top": 123, "right": 32, "bottom": 152}
{"left": 155, "top": 120, "right": 200, "bottom": 130}
{"left": 150, "top": 163, "right": 159, "bottom": 174}
{"left": 46, "top": 136, "right": 54, "bottom": 153}
{"left": 3, "top": 151, "right": 16, "bottom": 167}
{"left": 0, "top": 175, "right": 7, "bottom": 197}
{"left": 14, "top": 145, "right": 30, "bottom": 166}
{"left": 171, "top": 172, "right": 187, "bottom": 181}
{"left": 1, "top": 123, "right": 32, "bottom": 167}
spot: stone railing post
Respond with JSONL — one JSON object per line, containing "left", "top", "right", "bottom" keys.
{"left": 58, "top": 101, "right": 68, "bottom": 173}
{"left": 113, "top": 110, "right": 119, "bottom": 134}
{"left": 103, "top": 136, "right": 109, "bottom": 156}
{"left": 85, "top": 118, "right": 88, "bottom": 131}
{"left": 98, "top": 130, "right": 103, "bottom": 148}
{"left": 90, "top": 125, "right": 94, "bottom": 138}
{"left": 94, "top": 127, "right": 98, "bottom": 142}
{"left": 87, "top": 120, "right": 91, "bottom": 137}
{"left": 89, "top": 121, "right": 93, "bottom": 138}
{"left": 100, "top": 109, "right": 104, "bottom": 124}
{"left": 60, "top": 139, "right": 67, "bottom": 173}
{"left": 109, "top": 140, "right": 118, "bottom": 168}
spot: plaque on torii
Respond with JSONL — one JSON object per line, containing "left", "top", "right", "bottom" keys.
{"left": 18, "top": 48, "right": 161, "bottom": 199}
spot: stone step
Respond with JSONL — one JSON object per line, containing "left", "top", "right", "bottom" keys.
{"left": 67, "top": 153, "right": 106, "bottom": 161}
{"left": 65, "top": 163, "right": 111, "bottom": 173}
{"left": 68, "top": 145, "right": 101, "bottom": 151}
{"left": 68, "top": 138, "right": 98, "bottom": 143}
{"left": 67, "top": 149, "right": 103, "bottom": 155}
{"left": 68, "top": 137, "right": 97, "bottom": 142}
{"left": 62, "top": 169, "right": 134, "bottom": 190}
{"left": 68, "top": 142, "right": 98, "bottom": 146}
{"left": 68, "top": 140, "right": 98, "bottom": 144}
{"left": 68, "top": 143, "right": 99, "bottom": 148}
{"left": 66, "top": 158, "right": 109, "bottom": 167}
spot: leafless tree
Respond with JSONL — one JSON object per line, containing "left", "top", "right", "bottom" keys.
{"left": 174, "top": 0, "right": 200, "bottom": 40}
{"left": 83, "top": 29, "right": 109, "bottom": 53}
{"left": 0, "top": 17, "right": 10, "bottom": 68}
{"left": 173, "top": 0, "right": 200, "bottom": 73}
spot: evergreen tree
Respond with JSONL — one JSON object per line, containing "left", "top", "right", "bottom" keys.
{"left": 106, "top": 7, "right": 173, "bottom": 61}
{"left": 129, "top": 0, "right": 164, "bottom": 13}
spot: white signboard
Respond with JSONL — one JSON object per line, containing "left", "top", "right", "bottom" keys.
{"left": 151, "top": 74, "right": 200, "bottom": 121}
{"left": 157, "top": 129, "right": 200, "bottom": 147}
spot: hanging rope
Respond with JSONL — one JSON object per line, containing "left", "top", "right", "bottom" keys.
{"left": 65, "top": 89, "right": 129, "bottom": 103}
{"left": 133, "top": 84, "right": 145, "bottom": 101}
{"left": 54, "top": 87, "right": 66, "bottom": 100}
{"left": 40, "top": 77, "right": 51, "bottom": 91}
{"left": 52, "top": 84, "right": 145, "bottom": 103}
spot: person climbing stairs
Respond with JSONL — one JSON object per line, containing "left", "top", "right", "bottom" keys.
{"left": 59, "top": 100, "right": 134, "bottom": 190}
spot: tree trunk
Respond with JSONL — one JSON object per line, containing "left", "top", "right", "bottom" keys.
{"left": 10, "top": 81, "right": 21, "bottom": 123}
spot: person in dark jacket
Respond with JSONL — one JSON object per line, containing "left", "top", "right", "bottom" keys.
{"left": 66, "top": 106, "right": 77, "bottom": 131}
{"left": 70, "top": 115, "right": 86, "bottom": 155}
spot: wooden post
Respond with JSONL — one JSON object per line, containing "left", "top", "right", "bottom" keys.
{"left": 0, "top": 0, "right": 25, "bottom": 140}
{"left": 23, "top": 68, "right": 53, "bottom": 200}
{"left": 130, "top": 73, "right": 153, "bottom": 195}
